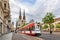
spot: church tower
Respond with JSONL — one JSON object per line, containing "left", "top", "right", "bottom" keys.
{"left": 22, "top": 9, "right": 26, "bottom": 24}
{"left": 18, "top": 8, "right": 22, "bottom": 26}
{"left": 17, "top": 9, "right": 26, "bottom": 28}
{"left": 19, "top": 8, "right": 22, "bottom": 20}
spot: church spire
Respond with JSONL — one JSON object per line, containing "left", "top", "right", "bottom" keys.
{"left": 19, "top": 8, "right": 22, "bottom": 20}
{"left": 23, "top": 9, "right": 25, "bottom": 20}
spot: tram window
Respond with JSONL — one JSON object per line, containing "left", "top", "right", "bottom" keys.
{"left": 25, "top": 26, "right": 35, "bottom": 31}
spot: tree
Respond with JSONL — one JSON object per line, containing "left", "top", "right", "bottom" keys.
{"left": 42, "top": 12, "right": 54, "bottom": 34}
{"left": 50, "top": 24, "right": 54, "bottom": 28}
{"left": 43, "top": 24, "right": 48, "bottom": 29}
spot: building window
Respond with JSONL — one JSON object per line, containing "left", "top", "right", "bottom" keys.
{"left": 8, "top": 20, "right": 11, "bottom": 23}
{"left": 0, "top": 22, "right": 2, "bottom": 34}
{"left": 19, "top": 24, "right": 20, "bottom": 26}
{"left": 4, "top": 3, "right": 6, "bottom": 10}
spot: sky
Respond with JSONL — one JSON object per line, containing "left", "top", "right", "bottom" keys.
{"left": 9, "top": 0, "right": 60, "bottom": 23}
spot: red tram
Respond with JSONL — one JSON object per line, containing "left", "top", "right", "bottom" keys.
{"left": 19, "top": 22, "right": 41, "bottom": 36}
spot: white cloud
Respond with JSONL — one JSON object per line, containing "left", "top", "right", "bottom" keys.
{"left": 9, "top": 0, "right": 60, "bottom": 23}
{"left": 45, "top": 0, "right": 58, "bottom": 12}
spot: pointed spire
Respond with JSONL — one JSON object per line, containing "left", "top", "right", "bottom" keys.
{"left": 23, "top": 9, "right": 25, "bottom": 20}
{"left": 19, "top": 8, "right": 22, "bottom": 20}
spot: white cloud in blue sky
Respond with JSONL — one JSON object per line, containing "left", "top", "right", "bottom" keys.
{"left": 18, "top": 0, "right": 36, "bottom": 6}
{"left": 9, "top": 0, "right": 60, "bottom": 23}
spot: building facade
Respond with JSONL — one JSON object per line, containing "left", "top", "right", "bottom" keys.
{"left": 0, "top": 0, "right": 4, "bottom": 35}
{"left": 10, "top": 22, "right": 14, "bottom": 32}
{"left": 0, "top": 0, "right": 11, "bottom": 35}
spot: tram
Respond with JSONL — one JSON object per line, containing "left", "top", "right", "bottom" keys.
{"left": 19, "top": 22, "right": 41, "bottom": 36}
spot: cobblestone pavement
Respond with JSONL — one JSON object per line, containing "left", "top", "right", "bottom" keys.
{"left": 39, "top": 32, "right": 60, "bottom": 40}
{"left": 0, "top": 32, "right": 43, "bottom": 40}
{"left": 0, "top": 33, "right": 13, "bottom": 40}
{"left": 12, "top": 33, "right": 43, "bottom": 40}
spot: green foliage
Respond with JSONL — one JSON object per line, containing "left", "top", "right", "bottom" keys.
{"left": 42, "top": 12, "right": 54, "bottom": 24}
{"left": 42, "top": 12, "right": 55, "bottom": 33}
{"left": 20, "top": 23, "right": 27, "bottom": 28}
{"left": 42, "top": 24, "right": 48, "bottom": 29}
{"left": 56, "top": 24, "right": 60, "bottom": 28}
{"left": 50, "top": 24, "right": 54, "bottom": 28}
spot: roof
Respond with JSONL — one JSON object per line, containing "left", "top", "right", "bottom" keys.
{"left": 54, "top": 17, "right": 60, "bottom": 22}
